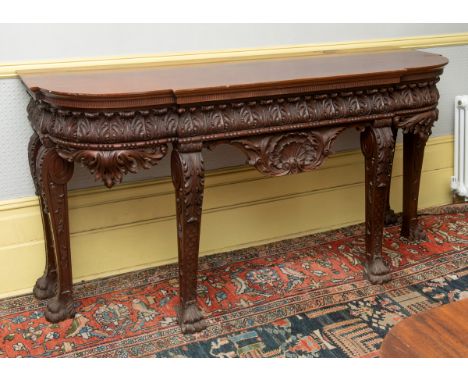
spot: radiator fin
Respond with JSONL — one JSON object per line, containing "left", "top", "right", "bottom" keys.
{"left": 452, "top": 95, "right": 468, "bottom": 199}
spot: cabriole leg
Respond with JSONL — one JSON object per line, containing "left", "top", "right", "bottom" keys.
{"left": 384, "top": 126, "right": 399, "bottom": 226}
{"left": 28, "top": 133, "right": 57, "bottom": 300}
{"left": 360, "top": 120, "right": 395, "bottom": 284}
{"left": 171, "top": 144, "right": 206, "bottom": 334}
{"left": 401, "top": 131, "right": 430, "bottom": 240}
{"left": 36, "top": 145, "right": 75, "bottom": 322}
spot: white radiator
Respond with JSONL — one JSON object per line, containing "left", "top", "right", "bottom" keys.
{"left": 451, "top": 95, "right": 468, "bottom": 199}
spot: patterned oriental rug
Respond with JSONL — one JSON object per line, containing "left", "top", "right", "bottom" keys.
{"left": 0, "top": 204, "right": 467, "bottom": 358}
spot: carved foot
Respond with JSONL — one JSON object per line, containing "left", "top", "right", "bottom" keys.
{"left": 403, "top": 223, "right": 427, "bottom": 241}
{"left": 177, "top": 301, "right": 207, "bottom": 334}
{"left": 366, "top": 257, "right": 392, "bottom": 284}
{"left": 44, "top": 295, "right": 75, "bottom": 323}
{"left": 384, "top": 208, "right": 399, "bottom": 226}
{"left": 33, "top": 273, "right": 57, "bottom": 300}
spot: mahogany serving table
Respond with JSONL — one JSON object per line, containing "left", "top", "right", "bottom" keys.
{"left": 20, "top": 50, "right": 448, "bottom": 333}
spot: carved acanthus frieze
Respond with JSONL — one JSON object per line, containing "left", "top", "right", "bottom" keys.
{"left": 55, "top": 108, "right": 178, "bottom": 144}
{"left": 57, "top": 146, "right": 168, "bottom": 188}
{"left": 27, "top": 99, "right": 178, "bottom": 144}
{"left": 27, "top": 80, "right": 440, "bottom": 145}
{"left": 177, "top": 80, "right": 439, "bottom": 137}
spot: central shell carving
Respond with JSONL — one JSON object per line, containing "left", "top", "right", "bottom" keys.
{"left": 270, "top": 135, "right": 321, "bottom": 174}
{"left": 229, "top": 127, "right": 346, "bottom": 176}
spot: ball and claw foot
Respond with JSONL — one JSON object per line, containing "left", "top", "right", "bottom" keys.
{"left": 33, "top": 273, "right": 57, "bottom": 300}
{"left": 366, "top": 257, "right": 392, "bottom": 284}
{"left": 44, "top": 295, "right": 76, "bottom": 323}
{"left": 384, "top": 208, "right": 399, "bottom": 226}
{"left": 177, "top": 301, "right": 207, "bottom": 334}
{"left": 404, "top": 223, "right": 427, "bottom": 241}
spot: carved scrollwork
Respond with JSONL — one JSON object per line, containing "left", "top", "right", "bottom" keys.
{"left": 171, "top": 149, "right": 206, "bottom": 333}
{"left": 360, "top": 122, "right": 395, "bottom": 284}
{"left": 222, "top": 127, "right": 346, "bottom": 176}
{"left": 57, "top": 145, "right": 168, "bottom": 188}
{"left": 28, "top": 133, "right": 42, "bottom": 195}
{"left": 36, "top": 146, "right": 74, "bottom": 214}
{"left": 36, "top": 147, "right": 73, "bottom": 273}
{"left": 171, "top": 149, "right": 204, "bottom": 223}
{"left": 394, "top": 109, "right": 438, "bottom": 141}
{"left": 361, "top": 123, "right": 395, "bottom": 188}
{"left": 35, "top": 146, "right": 76, "bottom": 322}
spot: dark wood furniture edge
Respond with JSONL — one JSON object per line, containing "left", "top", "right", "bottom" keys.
{"left": 380, "top": 299, "right": 468, "bottom": 358}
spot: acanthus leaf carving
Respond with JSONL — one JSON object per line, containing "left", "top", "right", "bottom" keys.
{"left": 171, "top": 149, "right": 204, "bottom": 223}
{"left": 57, "top": 145, "right": 168, "bottom": 188}
{"left": 170, "top": 148, "right": 206, "bottom": 333}
{"left": 176, "top": 80, "right": 440, "bottom": 137}
{"left": 360, "top": 123, "right": 395, "bottom": 284}
{"left": 360, "top": 122, "right": 395, "bottom": 188}
{"left": 28, "top": 79, "right": 440, "bottom": 144}
{"left": 394, "top": 109, "right": 438, "bottom": 140}
{"left": 221, "top": 126, "right": 346, "bottom": 176}
{"left": 34, "top": 107, "right": 178, "bottom": 144}
{"left": 35, "top": 146, "right": 76, "bottom": 322}
{"left": 28, "top": 132, "right": 42, "bottom": 195}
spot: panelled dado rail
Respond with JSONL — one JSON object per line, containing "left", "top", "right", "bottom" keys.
{"left": 20, "top": 50, "right": 448, "bottom": 333}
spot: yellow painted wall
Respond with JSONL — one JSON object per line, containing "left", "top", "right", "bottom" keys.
{"left": 0, "top": 135, "right": 453, "bottom": 297}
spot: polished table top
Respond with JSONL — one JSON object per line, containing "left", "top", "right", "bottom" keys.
{"left": 20, "top": 50, "right": 448, "bottom": 109}
{"left": 380, "top": 299, "right": 468, "bottom": 357}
